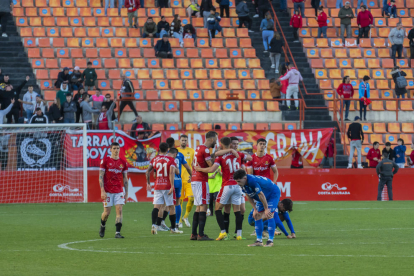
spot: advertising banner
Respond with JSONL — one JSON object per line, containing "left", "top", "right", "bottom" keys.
{"left": 66, "top": 130, "right": 161, "bottom": 173}
{"left": 162, "top": 129, "right": 334, "bottom": 167}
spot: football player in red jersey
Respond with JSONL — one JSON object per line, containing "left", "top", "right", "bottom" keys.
{"left": 190, "top": 131, "right": 239, "bottom": 241}
{"left": 99, "top": 142, "right": 129, "bottom": 239}
{"left": 196, "top": 137, "right": 249, "bottom": 241}
{"left": 246, "top": 138, "right": 279, "bottom": 183}
{"left": 146, "top": 143, "right": 182, "bottom": 235}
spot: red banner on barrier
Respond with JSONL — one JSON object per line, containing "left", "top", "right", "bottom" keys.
{"left": 66, "top": 131, "right": 161, "bottom": 173}
{"left": 86, "top": 169, "right": 414, "bottom": 203}
{"left": 162, "top": 129, "right": 334, "bottom": 167}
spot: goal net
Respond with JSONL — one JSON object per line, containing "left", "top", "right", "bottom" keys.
{"left": 0, "top": 124, "right": 87, "bottom": 204}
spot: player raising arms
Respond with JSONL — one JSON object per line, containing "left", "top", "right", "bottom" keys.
{"left": 195, "top": 137, "right": 245, "bottom": 241}
{"left": 234, "top": 169, "right": 281, "bottom": 247}
{"left": 166, "top": 137, "right": 192, "bottom": 228}
{"left": 99, "top": 142, "right": 129, "bottom": 239}
{"left": 246, "top": 138, "right": 278, "bottom": 183}
{"left": 191, "top": 131, "right": 239, "bottom": 241}
{"left": 177, "top": 135, "right": 195, "bottom": 228}
{"left": 146, "top": 143, "right": 183, "bottom": 235}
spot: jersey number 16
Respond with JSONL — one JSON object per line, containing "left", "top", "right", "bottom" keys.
{"left": 226, "top": 158, "right": 240, "bottom": 173}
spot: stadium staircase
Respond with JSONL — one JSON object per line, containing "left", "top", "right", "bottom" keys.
{"left": 0, "top": 14, "right": 38, "bottom": 94}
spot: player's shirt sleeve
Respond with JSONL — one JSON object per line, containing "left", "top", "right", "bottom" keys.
{"left": 246, "top": 160, "right": 252, "bottom": 168}
{"left": 122, "top": 159, "right": 128, "bottom": 173}
{"left": 248, "top": 178, "right": 262, "bottom": 194}
{"left": 240, "top": 152, "right": 246, "bottom": 161}
{"left": 214, "top": 156, "right": 222, "bottom": 166}
{"left": 203, "top": 147, "right": 211, "bottom": 161}
{"left": 274, "top": 213, "right": 289, "bottom": 236}
{"left": 99, "top": 157, "right": 106, "bottom": 171}
{"left": 283, "top": 212, "right": 295, "bottom": 233}
{"left": 269, "top": 156, "right": 276, "bottom": 168}
{"left": 181, "top": 154, "right": 187, "bottom": 165}
{"left": 168, "top": 158, "right": 176, "bottom": 168}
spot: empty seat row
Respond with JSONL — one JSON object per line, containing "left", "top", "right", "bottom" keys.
{"left": 302, "top": 38, "right": 411, "bottom": 48}
{"left": 328, "top": 100, "right": 414, "bottom": 111}
{"left": 320, "top": 79, "right": 414, "bottom": 90}
{"left": 311, "top": 58, "right": 411, "bottom": 69}
{"left": 324, "top": 90, "right": 412, "bottom": 99}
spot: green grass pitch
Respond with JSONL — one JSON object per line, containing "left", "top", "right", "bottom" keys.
{"left": 1, "top": 201, "right": 413, "bottom": 276}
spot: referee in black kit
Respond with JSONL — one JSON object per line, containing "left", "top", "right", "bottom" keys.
{"left": 376, "top": 152, "right": 399, "bottom": 201}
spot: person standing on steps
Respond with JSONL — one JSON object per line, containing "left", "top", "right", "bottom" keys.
{"left": 269, "top": 32, "right": 284, "bottom": 73}
{"left": 358, "top": 75, "right": 370, "bottom": 121}
{"left": 290, "top": 10, "right": 303, "bottom": 43}
{"left": 346, "top": 116, "right": 364, "bottom": 169}
{"left": 260, "top": 13, "right": 275, "bottom": 54}
{"left": 293, "top": 0, "right": 305, "bottom": 18}
{"left": 316, "top": 6, "right": 328, "bottom": 38}
{"left": 257, "top": 0, "right": 270, "bottom": 19}
{"left": 390, "top": 66, "right": 407, "bottom": 98}
{"left": 200, "top": 0, "right": 214, "bottom": 28}
{"left": 376, "top": 152, "right": 399, "bottom": 201}
{"left": 311, "top": 0, "right": 320, "bottom": 16}
{"left": 357, "top": 5, "right": 373, "bottom": 39}
{"left": 219, "top": 0, "right": 230, "bottom": 18}
{"left": 280, "top": 0, "right": 288, "bottom": 13}
{"left": 336, "top": 75, "right": 354, "bottom": 121}
{"left": 338, "top": 1, "right": 354, "bottom": 44}
{"left": 277, "top": 63, "right": 303, "bottom": 111}
{"left": 388, "top": 23, "right": 405, "bottom": 66}
{"left": 236, "top": 0, "right": 254, "bottom": 33}
{"left": 0, "top": 0, "right": 13, "bottom": 38}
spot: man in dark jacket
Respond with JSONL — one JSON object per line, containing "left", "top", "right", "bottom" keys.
{"left": 119, "top": 74, "right": 138, "bottom": 120}
{"left": 102, "top": 93, "right": 116, "bottom": 121}
{"left": 55, "top": 67, "right": 71, "bottom": 89}
{"left": 29, "top": 108, "right": 49, "bottom": 124}
{"left": 390, "top": 66, "right": 407, "bottom": 98}
{"left": 382, "top": 142, "right": 395, "bottom": 161}
{"left": 82, "top": 62, "right": 97, "bottom": 92}
{"left": 142, "top": 17, "right": 158, "bottom": 38}
{"left": 347, "top": 116, "right": 364, "bottom": 169}
{"left": 62, "top": 94, "right": 77, "bottom": 123}
{"left": 236, "top": 0, "right": 253, "bottom": 32}
{"left": 130, "top": 115, "right": 153, "bottom": 139}
{"left": 200, "top": 0, "right": 213, "bottom": 27}
{"left": 376, "top": 152, "right": 399, "bottom": 201}
{"left": 2, "top": 76, "right": 29, "bottom": 124}
{"left": 155, "top": 35, "right": 173, "bottom": 58}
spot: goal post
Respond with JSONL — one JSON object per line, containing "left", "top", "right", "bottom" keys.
{"left": 0, "top": 123, "right": 88, "bottom": 204}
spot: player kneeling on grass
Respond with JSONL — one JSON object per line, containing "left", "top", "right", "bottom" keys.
{"left": 195, "top": 137, "right": 245, "bottom": 241}
{"left": 248, "top": 199, "right": 295, "bottom": 239}
{"left": 99, "top": 142, "right": 129, "bottom": 239}
{"left": 234, "top": 169, "right": 281, "bottom": 247}
{"left": 146, "top": 143, "right": 183, "bottom": 234}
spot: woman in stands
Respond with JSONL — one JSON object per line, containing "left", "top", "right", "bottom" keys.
{"left": 289, "top": 10, "right": 302, "bottom": 43}
{"left": 170, "top": 14, "right": 184, "bottom": 48}
{"left": 357, "top": 5, "right": 373, "bottom": 39}
{"left": 48, "top": 98, "right": 63, "bottom": 124}
{"left": 260, "top": 12, "right": 275, "bottom": 54}
{"left": 269, "top": 32, "right": 284, "bottom": 73}
{"left": 279, "top": 63, "right": 289, "bottom": 109}
{"left": 390, "top": 66, "right": 407, "bottom": 99}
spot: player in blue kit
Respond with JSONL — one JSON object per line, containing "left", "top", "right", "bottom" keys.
{"left": 233, "top": 169, "right": 284, "bottom": 247}
{"left": 166, "top": 138, "right": 192, "bottom": 227}
{"left": 247, "top": 199, "right": 295, "bottom": 239}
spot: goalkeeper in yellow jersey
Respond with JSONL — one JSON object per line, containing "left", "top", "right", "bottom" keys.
{"left": 177, "top": 135, "right": 195, "bottom": 227}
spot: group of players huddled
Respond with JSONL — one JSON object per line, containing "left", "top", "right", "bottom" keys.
{"left": 98, "top": 132, "right": 296, "bottom": 247}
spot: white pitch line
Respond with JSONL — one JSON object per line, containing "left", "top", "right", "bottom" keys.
{"left": 292, "top": 254, "right": 414, "bottom": 258}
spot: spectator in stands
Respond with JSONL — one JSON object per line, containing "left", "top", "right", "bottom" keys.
{"left": 80, "top": 94, "right": 100, "bottom": 129}
{"left": 207, "top": 8, "right": 223, "bottom": 44}
{"left": 280, "top": 0, "right": 288, "bottom": 13}
{"left": 143, "top": 17, "right": 159, "bottom": 38}
{"left": 391, "top": 66, "right": 407, "bottom": 98}
{"left": 291, "top": 149, "right": 303, "bottom": 168}
{"left": 311, "top": 0, "right": 319, "bottom": 16}
{"left": 187, "top": 0, "right": 201, "bottom": 18}
{"left": 70, "top": 66, "right": 84, "bottom": 91}
{"left": 155, "top": 35, "right": 173, "bottom": 58}
{"left": 56, "top": 83, "right": 70, "bottom": 109}
{"left": 408, "top": 144, "right": 414, "bottom": 168}
{"left": 92, "top": 90, "right": 105, "bottom": 129}
{"left": 335, "top": 0, "right": 343, "bottom": 9}
{"left": 356, "top": 0, "right": 368, "bottom": 16}
{"left": 219, "top": 0, "right": 230, "bottom": 18}
{"left": 260, "top": 13, "right": 275, "bottom": 54}
{"left": 48, "top": 98, "right": 63, "bottom": 123}
{"left": 0, "top": 0, "right": 12, "bottom": 38}
{"left": 257, "top": 0, "right": 270, "bottom": 18}
{"left": 130, "top": 115, "right": 153, "bottom": 139}
{"left": 357, "top": 5, "right": 373, "bottom": 39}
{"left": 105, "top": 0, "right": 115, "bottom": 16}
{"left": 270, "top": 78, "right": 281, "bottom": 99}
{"left": 118, "top": 0, "right": 125, "bottom": 13}
{"left": 320, "top": 136, "right": 334, "bottom": 168}
{"left": 102, "top": 94, "right": 116, "bottom": 121}
{"left": 336, "top": 76, "right": 354, "bottom": 121}
{"left": 184, "top": 24, "right": 197, "bottom": 41}
{"left": 0, "top": 69, "right": 11, "bottom": 86}
{"left": 383, "top": 0, "right": 397, "bottom": 18}
{"left": 358, "top": 75, "right": 370, "bottom": 121}
{"left": 29, "top": 108, "right": 48, "bottom": 124}
{"left": 200, "top": 0, "right": 214, "bottom": 28}
{"left": 55, "top": 67, "right": 71, "bottom": 90}
{"left": 19, "top": 94, "right": 47, "bottom": 114}
{"left": 346, "top": 116, "right": 364, "bottom": 169}
{"left": 157, "top": 16, "right": 170, "bottom": 38}
{"left": 389, "top": 23, "right": 405, "bottom": 65}
{"left": 277, "top": 63, "right": 303, "bottom": 110}
{"left": 382, "top": 142, "right": 395, "bottom": 161}
{"left": 170, "top": 15, "right": 185, "bottom": 47}
{"left": 62, "top": 94, "right": 77, "bottom": 124}
{"left": 82, "top": 62, "right": 97, "bottom": 92}
{"left": 184, "top": 28, "right": 194, "bottom": 39}
{"left": 293, "top": 0, "right": 305, "bottom": 18}
{"left": 269, "top": 32, "right": 284, "bottom": 72}
{"left": 279, "top": 63, "right": 289, "bottom": 107}
{"left": 338, "top": 2, "right": 354, "bottom": 43}
{"left": 408, "top": 27, "right": 414, "bottom": 65}
{"left": 316, "top": 6, "right": 328, "bottom": 38}
{"left": 394, "top": 138, "right": 406, "bottom": 168}
{"left": 0, "top": 131, "right": 10, "bottom": 170}
{"left": 125, "top": 0, "right": 140, "bottom": 28}
{"left": 22, "top": 84, "right": 38, "bottom": 121}
{"left": 5, "top": 76, "right": 28, "bottom": 124}
{"left": 98, "top": 101, "right": 116, "bottom": 130}
{"left": 236, "top": 0, "right": 253, "bottom": 32}
{"left": 367, "top": 141, "right": 381, "bottom": 168}
{"left": 290, "top": 9, "right": 302, "bottom": 43}
{"left": 0, "top": 98, "right": 14, "bottom": 124}
{"left": 73, "top": 88, "right": 87, "bottom": 123}
{"left": 119, "top": 74, "right": 139, "bottom": 120}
